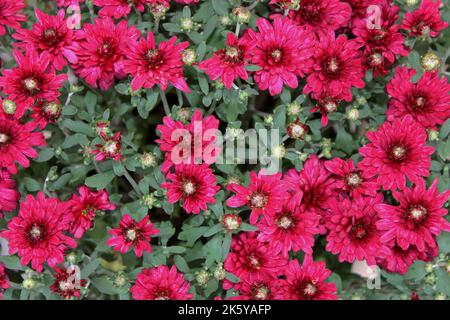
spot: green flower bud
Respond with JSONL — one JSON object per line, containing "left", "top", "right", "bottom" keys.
{"left": 2, "top": 99, "right": 16, "bottom": 114}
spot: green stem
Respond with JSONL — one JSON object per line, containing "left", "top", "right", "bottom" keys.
{"left": 160, "top": 88, "right": 171, "bottom": 115}
{"left": 177, "top": 90, "right": 183, "bottom": 107}
{"left": 123, "top": 168, "right": 143, "bottom": 197}
{"left": 206, "top": 99, "right": 217, "bottom": 116}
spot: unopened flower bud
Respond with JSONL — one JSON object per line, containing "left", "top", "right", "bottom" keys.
{"left": 421, "top": 52, "right": 441, "bottom": 71}
{"left": 232, "top": 7, "right": 251, "bottom": 24}
{"left": 424, "top": 263, "right": 434, "bottom": 273}
{"left": 182, "top": 48, "right": 196, "bottom": 66}
{"left": 287, "top": 120, "right": 308, "bottom": 139}
{"left": 2, "top": 99, "right": 16, "bottom": 114}
{"left": 435, "top": 293, "right": 446, "bottom": 300}
{"left": 140, "top": 152, "right": 157, "bottom": 168}
{"left": 113, "top": 273, "right": 128, "bottom": 288}
{"left": 287, "top": 101, "right": 302, "bottom": 115}
{"left": 195, "top": 270, "right": 210, "bottom": 286}
{"left": 264, "top": 115, "right": 273, "bottom": 126}
{"left": 180, "top": 17, "right": 195, "bottom": 32}
{"left": 238, "top": 90, "right": 249, "bottom": 102}
{"left": 214, "top": 263, "right": 226, "bottom": 280}
{"left": 142, "top": 194, "right": 156, "bottom": 209}
{"left": 424, "top": 273, "right": 436, "bottom": 285}
{"left": 272, "top": 144, "right": 286, "bottom": 159}
{"left": 347, "top": 108, "right": 360, "bottom": 121}
{"left": 176, "top": 107, "right": 191, "bottom": 123}
{"left": 427, "top": 129, "right": 439, "bottom": 141}
{"left": 222, "top": 213, "right": 242, "bottom": 231}
{"left": 406, "top": 0, "right": 419, "bottom": 6}
{"left": 220, "top": 15, "right": 232, "bottom": 26}
{"left": 23, "top": 278, "right": 36, "bottom": 290}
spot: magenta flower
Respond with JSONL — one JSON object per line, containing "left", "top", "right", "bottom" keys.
{"left": 130, "top": 266, "right": 192, "bottom": 300}
{"left": 0, "top": 169, "right": 20, "bottom": 217}
{"left": 401, "top": 0, "right": 448, "bottom": 38}
{"left": 1, "top": 193, "right": 77, "bottom": 272}
{"left": 107, "top": 214, "right": 159, "bottom": 257}
{"left": 226, "top": 171, "right": 288, "bottom": 225}
{"left": 359, "top": 116, "right": 435, "bottom": 191}
{"left": 162, "top": 164, "right": 220, "bottom": 214}
{"left": 0, "top": 0, "right": 26, "bottom": 36}
{"left": 376, "top": 178, "right": 450, "bottom": 252}
{"left": 123, "top": 32, "right": 190, "bottom": 93}
{"left": 246, "top": 16, "right": 315, "bottom": 96}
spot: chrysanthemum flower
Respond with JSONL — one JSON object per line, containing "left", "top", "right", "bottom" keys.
{"left": 245, "top": 16, "right": 314, "bottom": 96}
{"left": 285, "top": 155, "right": 335, "bottom": 232}
{"left": 156, "top": 109, "right": 220, "bottom": 172}
{"left": 324, "top": 158, "right": 378, "bottom": 198}
{"left": 0, "top": 169, "right": 20, "bottom": 218}
{"left": 56, "top": 0, "right": 85, "bottom": 7}
{"left": 50, "top": 266, "right": 87, "bottom": 299}
{"left": 94, "top": 0, "right": 164, "bottom": 19}
{"left": 174, "top": 0, "right": 199, "bottom": 4}
{"left": 325, "top": 196, "right": 389, "bottom": 265}
{"left": 130, "top": 265, "right": 192, "bottom": 300}
{"left": 67, "top": 186, "right": 116, "bottom": 238}
{"left": 341, "top": 0, "right": 385, "bottom": 27}
{"left": 123, "top": 32, "right": 190, "bottom": 92}
{"left": 401, "top": 0, "right": 448, "bottom": 38}
{"left": 224, "top": 232, "right": 288, "bottom": 284}
{"left": 31, "top": 100, "right": 62, "bottom": 129}
{"left": 0, "top": 47, "right": 68, "bottom": 108}
{"left": 199, "top": 33, "right": 252, "bottom": 89}
{"left": 91, "top": 131, "right": 122, "bottom": 162}
{"left": 0, "top": 114, "right": 46, "bottom": 174}
{"left": 72, "top": 17, "right": 140, "bottom": 90}
{"left": 376, "top": 178, "right": 450, "bottom": 252}
{"left": 304, "top": 35, "right": 365, "bottom": 102}
{"left": 377, "top": 241, "right": 420, "bottom": 275}
{"left": 107, "top": 214, "right": 159, "bottom": 257}
{"left": 226, "top": 171, "right": 288, "bottom": 224}
{"left": 257, "top": 200, "right": 320, "bottom": 256}
{"left": 287, "top": 0, "right": 352, "bottom": 40}
{"left": 1, "top": 192, "right": 77, "bottom": 272}
{"left": 359, "top": 116, "right": 434, "bottom": 190}
{"left": 0, "top": 0, "right": 26, "bottom": 36}
{"left": 232, "top": 278, "right": 282, "bottom": 300}
{"left": 0, "top": 263, "right": 9, "bottom": 300}
{"left": 386, "top": 66, "right": 450, "bottom": 129}
{"left": 13, "top": 9, "right": 79, "bottom": 71}
{"left": 276, "top": 256, "right": 337, "bottom": 300}
{"left": 352, "top": 2, "right": 409, "bottom": 67}
{"left": 162, "top": 164, "right": 220, "bottom": 214}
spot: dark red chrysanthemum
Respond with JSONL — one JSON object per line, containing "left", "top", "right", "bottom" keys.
{"left": 72, "top": 17, "right": 140, "bottom": 90}
{"left": 386, "top": 66, "right": 450, "bottom": 129}
{"left": 0, "top": 114, "right": 46, "bottom": 174}
{"left": 13, "top": 9, "right": 79, "bottom": 71}
{"left": 0, "top": 263, "right": 9, "bottom": 300}
{"left": 199, "top": 33, "right": 252, "bottom": 89}
{"left": 288, "top": 0, "right": 352, "bottom": 40}
{"left": 257, "top": 200, "right": 320, "bottom": 256}
{"left": 107, "top": 214, "right": 159, "bottom": 257}
{"left": 224, "top": 232, "right": 288, "bottom": 284}
{"left": 226, "top": 171, "right": 288, "bottom": 225}
{"left": 326, "top": 195, "right": 389, "bottom": 265}
{"left": 50, "top": 266, "right": 87, "bottom": 299}
{"left": 232, "top": 278, "right": 282, "bottom": 300}
{"left": 276, "top": 256, "right": 338, "bottom": 300}
{"left": 245, "top": 16, "right": 315, "bottom": 96}
{"left": 123, "top": 32, "right": 189, "bottom": 92}
{"left": 1, "top": 192, "right": 77, "bottom": 272}
{"left": 285, "top": 155, "right": 335, "bottom": 233}
{"left": 309, "top": 88, "right": 345, "bottom": 127}
{"left": 376, "top": 178, "right": 450, "bottom": 252}
{"left": 377, "top": 240, "right": 420, "bottom": 275}
{"left": 0, "top": 169, "right": 20, "bottom": 218}
{"left": 0, "top": 47, "right": 68, "bottom": 109}
{"left": 401, "top": 0, "right": 448, "bottom": 38}
{"left": 162, "top": 164, "right": 220, "bottom": 214}
{"left": 304, "top": 35, "right": 365, "bottom": 102}
{"left": 130, "top": 265, "right": 192, "bottom": 300}
{"left": 352, "top": 1, "right": 409, "bottom": 69}
{"left": 31, "top": 100, "right": 63, "bottom": 129}
{"left": 0, "top": 0, "right": 26, "bottom": 36}
{"left": 324, "top": 158, "right": 378, "bottom": 198}
{"left": 67, "top": 186, "right": 116, "bottom": 238}
{"left": 94, "top": 0, "right": 165, "bottom": 19}
{"left": 359, "top": 116, "right": 434, "bottom": 191}
{"left": 156, "top": 109, "right": 220, "bottom": 172}
{"left": 341, "top": 0, "right": 385, "bottom": 27}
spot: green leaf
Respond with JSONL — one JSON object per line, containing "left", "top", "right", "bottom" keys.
{"left": 336, "top": 128, "right": 354, "bottom": 154}
{"left": 85, "top": 171, "right": 115, "bottom": 189}
{"left": 84, "top": 91, "right": 97, "bottom": 114}
{"left": 63, "top": 119, "right": 94, "bottom": 136}
{"left": 36, "top": 148, "right": 54, "bottom": 162}
{"left": 174, "top": 255, "right": 190, "bottom": 273}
